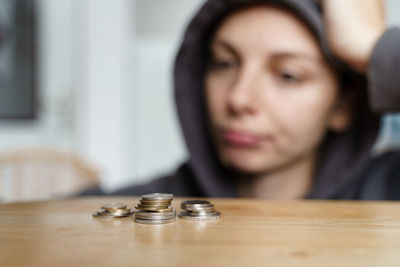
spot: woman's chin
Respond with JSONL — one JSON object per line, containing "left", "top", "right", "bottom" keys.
{"left": 219, "top": 150, "right": 278, "bottom": 175}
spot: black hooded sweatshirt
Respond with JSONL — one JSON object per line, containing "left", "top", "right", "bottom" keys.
{"left": 82, "top": 0, "right": 400, "bottom": 200}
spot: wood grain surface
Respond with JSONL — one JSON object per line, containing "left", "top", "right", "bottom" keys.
{"left": 1, "top": 197, "right": 400, "bottom": 267}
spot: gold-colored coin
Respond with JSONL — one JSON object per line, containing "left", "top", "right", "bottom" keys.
{"left": 138, "top": 204, "right": 171, "bottom": 208}
{"left": 135, "top": 205, "right": 173, "bottom": 212}
{"left": 92, "top": 203, "right": 135, "bottom": 219}
{"left": 136, "top": 204, "right": 170, "bottom": 210}
{"left": 102, "top": 203, "right": 128, "bottom": 212}
{"left": 139, "top": 200, "right": 172, "bottom": 205}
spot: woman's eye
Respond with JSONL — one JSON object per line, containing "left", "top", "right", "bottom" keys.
{"left": 277, "top": 71, "right": 302, "bottom": 84}
{"left": 209, "top": 59, "right": 237, "bottom": 70}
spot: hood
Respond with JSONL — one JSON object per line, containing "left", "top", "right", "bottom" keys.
{"left": 173, "top": 0, "right": 381, "bottom": 198}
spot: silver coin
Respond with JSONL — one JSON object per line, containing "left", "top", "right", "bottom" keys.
{"left": 181, "top": 200, "right": 212, "bottom": 209}
{"left": 135, "top": 210, "right": 176, "bottom": 217}
{"left": 184, "top": 206, "right": 216, "bottom": 212}
{"left": 185, "top": 211, "right": 216, "bottom": 217}
{"left": 184, "top": 211, "right": 220, "bottom": 217}
{"left": 134, "top": 217, "right": 176, "bottom": 224}
{"left": 135, "top": 213, "right": 176, "bottom": 220}
{"left": 135, "top": 213, "right": 175, "bottom": 220}
{"left": 135, "top": 215, "right": 175, "bottom": 221}
{"left": 97, "top": 212, "right": 133, "bottom": 218}
{"left": 178, "top": 211, "right": 220, "bottom": 221}
{"left": 141, "top": 193, "right": 174, "bottom": 201}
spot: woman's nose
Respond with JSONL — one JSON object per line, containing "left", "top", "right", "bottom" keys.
{"left": 227, "top": 67, "right": 259, "bottom": 116}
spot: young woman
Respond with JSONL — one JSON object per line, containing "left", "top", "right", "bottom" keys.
{"left": 83, "top": 0, "right": 400, "bottom": 200}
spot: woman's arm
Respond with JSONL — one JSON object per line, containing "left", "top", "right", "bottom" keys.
{"left": 322, "top": 0, "right": 400, "bottom": 112}
{"left": 321, "top": 0, "right": 386, "bottom": 73}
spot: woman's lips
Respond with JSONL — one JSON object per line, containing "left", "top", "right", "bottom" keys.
{"left": 221, "top": 130, "right": 264, "bottom": 148}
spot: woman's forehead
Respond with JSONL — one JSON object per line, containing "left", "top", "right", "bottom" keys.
{"left": 212, "top": 5, "right": 322, "bottom": 59}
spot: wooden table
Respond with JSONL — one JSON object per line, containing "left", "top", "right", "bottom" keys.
{"left": 1, "top": 197, "right": 400, "bottom": 267}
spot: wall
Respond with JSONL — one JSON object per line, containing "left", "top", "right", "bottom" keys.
{"left": 0, "top": 0, "right": 78, "bottom": 150}
{"left": 74, "top": 0, "right": 204, "bottom": 190}
{"left": 387, "top": 0, "right": 400, "bottom": 25}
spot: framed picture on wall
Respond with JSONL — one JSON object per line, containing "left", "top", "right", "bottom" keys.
{"left": 0, "top": 0, "right": 36, "bottom": 119}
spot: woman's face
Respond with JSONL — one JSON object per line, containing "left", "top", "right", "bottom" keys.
{"left": 205, "top": 6, "right": 350, "bottom": 174}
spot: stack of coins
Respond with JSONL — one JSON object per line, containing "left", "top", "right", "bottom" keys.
{"left": 134, "top": 193, "right": 176, "bottom": 224}
{"left": 92, "top": 203, "right": 134, "bottom": 218}
{"left": 178, "top": 200, "right": 220, "bottom": 221}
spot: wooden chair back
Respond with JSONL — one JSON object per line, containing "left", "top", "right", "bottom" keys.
{"left": 0, "top": 147, "right": 99, "bottom": 202}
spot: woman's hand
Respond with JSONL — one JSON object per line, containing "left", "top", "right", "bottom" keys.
{"left": 321, "top": 0, "right": 386, "bottom": 73}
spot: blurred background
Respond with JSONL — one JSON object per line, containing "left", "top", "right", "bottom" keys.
{"left": 0, "top": 0, "right": 399, "bottom": 202}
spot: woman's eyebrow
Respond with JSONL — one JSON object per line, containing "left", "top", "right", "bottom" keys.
{"left": 270, "top": 52, "right": 323, "bottom": 64}
{"left": 210, "top": 39, "right": 240, "bottom": 58}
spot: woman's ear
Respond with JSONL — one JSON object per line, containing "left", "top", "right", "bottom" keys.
{"left": 327, "top": 92, "right": 354, "bottom": 132}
